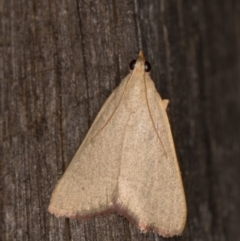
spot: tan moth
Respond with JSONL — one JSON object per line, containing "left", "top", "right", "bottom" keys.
{"left": 48, "top": 51, "right": 187, "bottom": 237}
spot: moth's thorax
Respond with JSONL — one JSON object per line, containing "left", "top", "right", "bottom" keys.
{"left": 123, "top": 64, "right": 148, "bottom": 113}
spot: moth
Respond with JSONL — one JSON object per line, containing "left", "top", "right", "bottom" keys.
{"left": 49, "top": 51, "right": 186, "bottom": 237}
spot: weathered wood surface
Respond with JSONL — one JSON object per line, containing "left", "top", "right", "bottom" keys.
{"left": 1, "top": 0, "right": 240, "bottom": 240}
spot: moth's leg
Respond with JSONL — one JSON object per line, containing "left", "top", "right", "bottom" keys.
{"left": 163, "top": 99, "right": 169, "bottom": 110}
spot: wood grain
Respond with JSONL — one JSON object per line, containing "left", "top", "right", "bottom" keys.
{"left": 1, "top": 0, "right": 240, "bottom": 240}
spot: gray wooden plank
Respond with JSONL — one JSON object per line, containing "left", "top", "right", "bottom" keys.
{"left": 1, "top": 0, "right": 240, "bottom": 240}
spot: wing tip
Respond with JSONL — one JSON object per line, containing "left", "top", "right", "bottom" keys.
{"left": 114, "top": 199, "right": 185, "bottom": 237}
{"left": 48, "top": 204, "right": 115, "bottom": 221}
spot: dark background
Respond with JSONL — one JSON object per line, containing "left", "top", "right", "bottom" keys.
{"left": 1, "top": 0, "right": 240, "bottom": 240}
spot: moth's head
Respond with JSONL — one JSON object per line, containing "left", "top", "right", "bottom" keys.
{"left": 129, "top": 50, "right": 151, "bottom": 73}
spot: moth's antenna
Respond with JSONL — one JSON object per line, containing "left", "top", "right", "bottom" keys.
{"left": 134, "top": 0, "right": 143, "bottom": 50}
